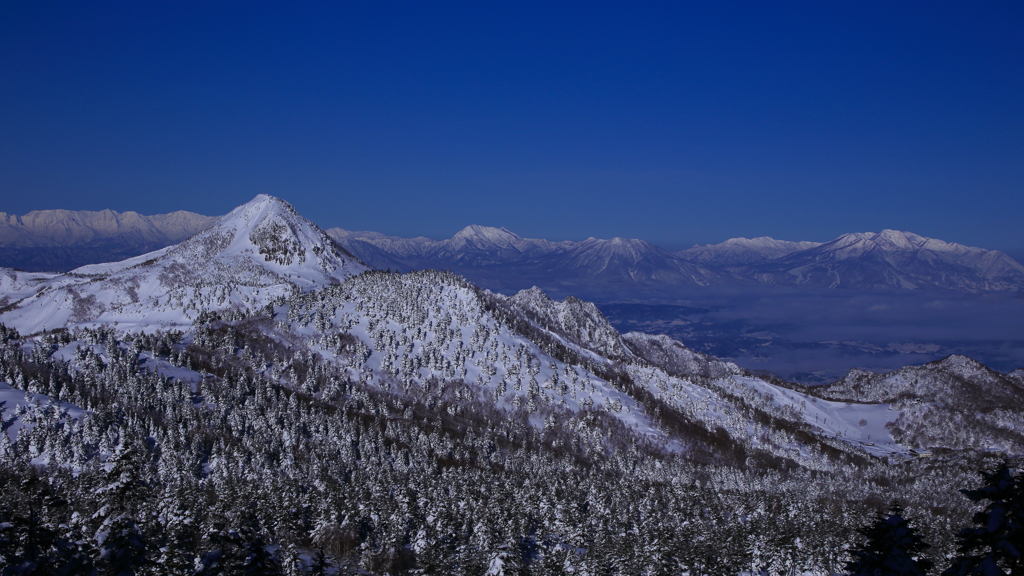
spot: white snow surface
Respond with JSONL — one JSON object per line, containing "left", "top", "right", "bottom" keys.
{"left": 677, "top": 237, "right": 823, "bottom": 266}
{"left": 284, "top": 272, "right": 667, "bottom": 441}
{"left": 279, "top": 271, "right": 913, "bottom": 463}
{"left": 0, "top": 207, "right": 216, "bottom": 248}
{"left": 728, "top": 376, "right": 906, "bottom": 458}
{"left": 1, "top": 382, "right": 87, "bottom": 442}
{"left": 0, "top": 197, "right": 926, "bottom": 462}
{"left": 0, "top": 195, "right": 368, "bottom": 334}
{"left": 754, "top": 229, "right": 1024, "bottom": 291}
{"left": 328, "top": 225, "right": 724, "bottom": 285}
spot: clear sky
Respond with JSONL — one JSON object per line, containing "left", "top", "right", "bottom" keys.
{"left": 2, "top": 2, "right": 1022, "bottom": 252}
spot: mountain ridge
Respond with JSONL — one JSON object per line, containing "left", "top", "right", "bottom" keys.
{"left": 3, "top": 203, "right": 1022, "bottom": 293}
{"left": 1, "top": 195, "right": 1022, "bottom": 575}
{"left": 328, "top": 225, "right": 1024, "bottom": 294}
{"left": 0, "top": 207, "right": 217, "bottom": 271}
{"left": 0, "top": 195, "right": 367, "bottom": 334}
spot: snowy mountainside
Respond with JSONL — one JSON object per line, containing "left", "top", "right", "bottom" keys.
{"left": 1, "top": 382, "right": 86, "bottom": 445}
{"left": 0, "top": 197, "right": 964, "bottom": 464}
{"left": 1009, "top": 368, "right": 1024, "bottom": 388}
{"left": 0, "top": 208, "right": 215, "bottom": 247}
{"left": 326, "top": 225, "right": 574, "bottom": 268}
{"left": 814, "top": 355, "right": 1024, "bottom": 453}
{"left": 676, "top": 237, "right": 823, "bottom": 267}
{"left": 0, "top": 207, "right": 217, "bottom": 272}
{"left": 283, "top": 271, "right": 661, "bottom": 439}
{"left": 2, "top": 198, "right": 1021, "bottom": 574}
{"left": 0, "top": 269, "right": 58, "bottom": 308}
{"left": 327, "top": 225, "right": 728, "bottom": 291}
{"left": 434, "top": 225, "right": 572, "bottom": 265}
{"left": 0, "top": 297, "right": 985, "bottom": 575}
{"left": 0, "top": 267, "right": 910, "bottom": 470}
{"left": 508, "top": 287, "right": 629, "bottom": 360}
{"left": 275, "top": 269, "right": 913, "bottom": 465}
{"left": 622, "top": 332, "right": 742, "bottom": 379}
{"left": 554, "top": 236, "right": 723, "bottom": 285}
{"left": 0, "top": 195, "right": 367, "bottom": 334}
{"left": 329, "top": 226, "right": 1024, "bottom": 294}
{"left": 745, "top": 229, "right": 1024, "bottom": 291}
{"left": 819, "top": 354, "right": 1024, "bottom": 408}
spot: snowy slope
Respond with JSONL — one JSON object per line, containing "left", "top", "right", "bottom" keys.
{"left": 330, "top": 226, "right": 1024, "bottom": 293}
{"left": 1, "top": 197, "right": 993, "bottom": 465}
{"left": 677, "top": 237, "right": 822, "bottom": 267}
{"left": 0, "top": 195, "right": 368, "bottom": 334}
{"left": 622, "top": 332, "right": 742, "bottom": 379}
{"left": 281, "top": 271, "right": 671, "bottom": 443}
{"left": 273, "top": 270, "right": 917, "bottom": 464}
{"left": 814, "top": 355, "right": 1024, "bottom": 452}
{"left": 0, "top": 208, "right": 218, "bottom": 272}
{"left": 1, "top": 382, "right": 86, "bottom": 444}
{"left": 0, "top": 208, "right": 215, "bottom": 248}
{"left": 326, "top": 225, "right": 574, "bottom": 267}
{"left": 508, "top": 287, "right": 630, "bottom": 360}
{"left": 746, "top": 230, "right": 1024, "bottom": 291}
{"left": 328, "top": 225, "right": 728, "bottom": 290}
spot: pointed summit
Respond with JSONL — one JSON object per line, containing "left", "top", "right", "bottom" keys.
{"left": 0, "top": 195, "right": 368, "bottom": 333}
{"left": 73, "top": 194, "right": 366, "bottom": 290}
{"left": 448, "top": 225, "right": 524, "bottom": 250}
{"left": 451, "top": 224, "right": 520, "bottom": 240}
{"left": 436, "top": 225, "right": 543, "bottom": 264}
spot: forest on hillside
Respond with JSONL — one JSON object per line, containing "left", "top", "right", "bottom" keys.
{"left": 1, "top": 318, "right": 1020, "bottom": 575}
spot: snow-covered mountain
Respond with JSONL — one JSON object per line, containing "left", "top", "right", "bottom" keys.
{"left": 330, "top": 226, "right": 1024, "bottom": 294}
{"left": 0, "top": 195, "right": 367, "bottom": 334}
{"left": 1, "top": 197, "right": 1019, "bottom": 461}
{"left": 0, "top": 196, "right": 946, "bottom": 463}
{"left": 814, "top": 354, "right": 1024, "bottom": 452}
{"left": 743, "top": 229, "right": 1024, "bottom": 291}
{"left": 677, "top": 236, "right": 823, "bottom": 267}
{"left": 8, "top": 206, "right": 1022, "bottom": 293}
{"left": 2, "top": 195, "right": 1020, "bottom": 574}
{"left": 622, "top": 332, "right": 743, "bottom": 380}
{"left": 327, "top": 225, "right": 574, "bottom": 270}
{"left": 0, "top": 274, "right": 993, "bottom": 573}
{"left": 0, "top": 208, "right": 217, "bottom": 272}
{"left": 328, "top": 225, "right": 728, "bottom": 292}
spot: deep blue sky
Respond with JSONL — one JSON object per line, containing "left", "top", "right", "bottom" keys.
{"left": 2, "top": 2, "right": 1022, "bottom": 252}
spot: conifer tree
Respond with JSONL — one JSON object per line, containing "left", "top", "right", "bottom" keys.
{"left": 944, "top": 462, "right": 1023, "bottom": 576}
{"left": 308, "top": 550, "right": 330, "bottom": 576}
{"left": 845, "top": 505, "right": 932, "bottom": 576}
{"left": 236, "top": 524, "right": 282, "bottom": 576}
{"left": 96, "top": 518, "right": 152, "bottom": 576}
{"left": 0, "top": 477, "right": 79, "bottom": 576}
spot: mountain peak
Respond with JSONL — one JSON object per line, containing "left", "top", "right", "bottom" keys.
{"left": 452, "top": 225, "right": 521, "bottom": 241}
{"left": 1, "top": 196, "right": 367, "bottom": 333}
{"left": 226, "top": 194, "right": 298, "bottom": 224}
{"left": 155, "top": 194, "right": 365, "bottom": 289}
{"left": 676, "top": 236, "right": 821, "bottom": 266}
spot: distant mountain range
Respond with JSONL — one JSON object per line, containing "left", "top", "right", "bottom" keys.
{"left": 2, "top": 206, "right": 1022, "bottom": 294}
{"left": 327, "top": 225, "right": 1024, "bottom": 294}
{"left": 0, "top": 208, "right": 216, "bottom": 271}
{"left": 3, "top": 199, "right": 1022, "bottom": 575}
{"left": 4, "top": 195, "right": 1021, "bottom": 466}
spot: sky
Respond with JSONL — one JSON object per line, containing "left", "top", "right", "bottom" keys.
{"left": 2, "top": 2, "right": 1023, "bottom": 252}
